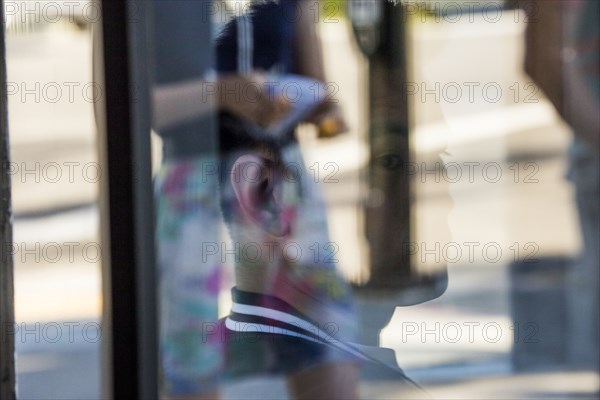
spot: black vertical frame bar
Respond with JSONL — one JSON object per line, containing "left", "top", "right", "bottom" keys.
{"left": 0, "top": 2, "right": 16, "bottom": 399}
{"left": 99, "top": 1, "right": 157, "bottom": 398}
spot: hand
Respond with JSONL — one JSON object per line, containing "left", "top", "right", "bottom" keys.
{"left": 218, "top": 73, "right": 291, "bottom": 127}
{"left": 306, "top": 100, "right": 349, "bottom": 138}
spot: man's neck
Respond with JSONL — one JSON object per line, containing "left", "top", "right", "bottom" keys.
{"left": 234, "top": 265, "right": 358, "bottom": 343}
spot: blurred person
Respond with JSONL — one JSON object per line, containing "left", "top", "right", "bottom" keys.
{"left": 153, "top": 0, "right": 352, "bottom": 397}
{"left": 148, "top": 3, "right": 291, "bottom": 400}
{"left": 509, "top": 0, "right": 599, "bottom": 368}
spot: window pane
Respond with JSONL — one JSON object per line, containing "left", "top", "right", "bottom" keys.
{"left": 5, "top": 2, "right": 101, "bottom": 398}
{"left": 152, "top": 1, "right": 599, "bottom": 398}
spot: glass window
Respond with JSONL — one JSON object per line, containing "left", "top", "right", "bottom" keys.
{"left": 5, "top": 1, "right": 101, "bottom": 398}
{"left": 6, "top": 1, "right": 598, "bottom": 399}
{"left": 150, "top": 0, "right": 599, "bottom": 398}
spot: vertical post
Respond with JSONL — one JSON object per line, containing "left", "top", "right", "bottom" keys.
{"left": 0, "top": 2, "right": 16, "bottom": 399}
{"left": 364, "top": 2, "right": 412, "bottom": 289}
{"left": 98, "top": 1, "right": 157, "bottom": 398}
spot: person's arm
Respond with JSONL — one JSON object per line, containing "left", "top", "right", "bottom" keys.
{"left": 152, "top": 73, "right": 290, "bottom": 132}
{"left": 513, "top": 0, "right": 599, "bottom": 152}
{"left": 152, "top": 77, "right": 215, "bottom": 132}
{"left": 563, "top": 44, "right": 600, "bottom": 152}
{"left": 293, "top": 1, "right": 326, "bottom": 82}
{"left": 517, "top": 0, "right": 565, "bottom": 116}
{"left": 293, "top": 1, "right": 348, "bottom": 137}
{"left": 561, "top": 3, "right": 600, "bottom": 153}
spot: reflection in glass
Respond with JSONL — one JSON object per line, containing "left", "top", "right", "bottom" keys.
{"left": 149, "top": 1, "right": 599, "bottom": 399}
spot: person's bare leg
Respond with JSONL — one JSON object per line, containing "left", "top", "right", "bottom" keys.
{"left": 287, "top": 362, "right": 360, "bottom": 400}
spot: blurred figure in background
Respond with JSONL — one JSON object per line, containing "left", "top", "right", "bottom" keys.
{"left": 154, "top": 0, "right": 360, "bottom": 398}
{"left": 509, "top": 0, "right": 599, "bottom": 368}
{"left": 150, "top": 3, "right": 290, "bottom": 399}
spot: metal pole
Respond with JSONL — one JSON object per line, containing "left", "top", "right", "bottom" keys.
{"left": 0, "top": 1, "right": 16, "bottom": 398}
{"left": 364, "top": 2, "right": 412, "bottom": 290}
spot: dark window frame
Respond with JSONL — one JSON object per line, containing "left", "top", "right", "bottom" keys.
{"left": 98, "top": 1, "right": 158, "bottom": 398}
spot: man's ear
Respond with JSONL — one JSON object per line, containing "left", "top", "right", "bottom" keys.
{"left": 230, "top": 154, "right": 289, "bottom": 237}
